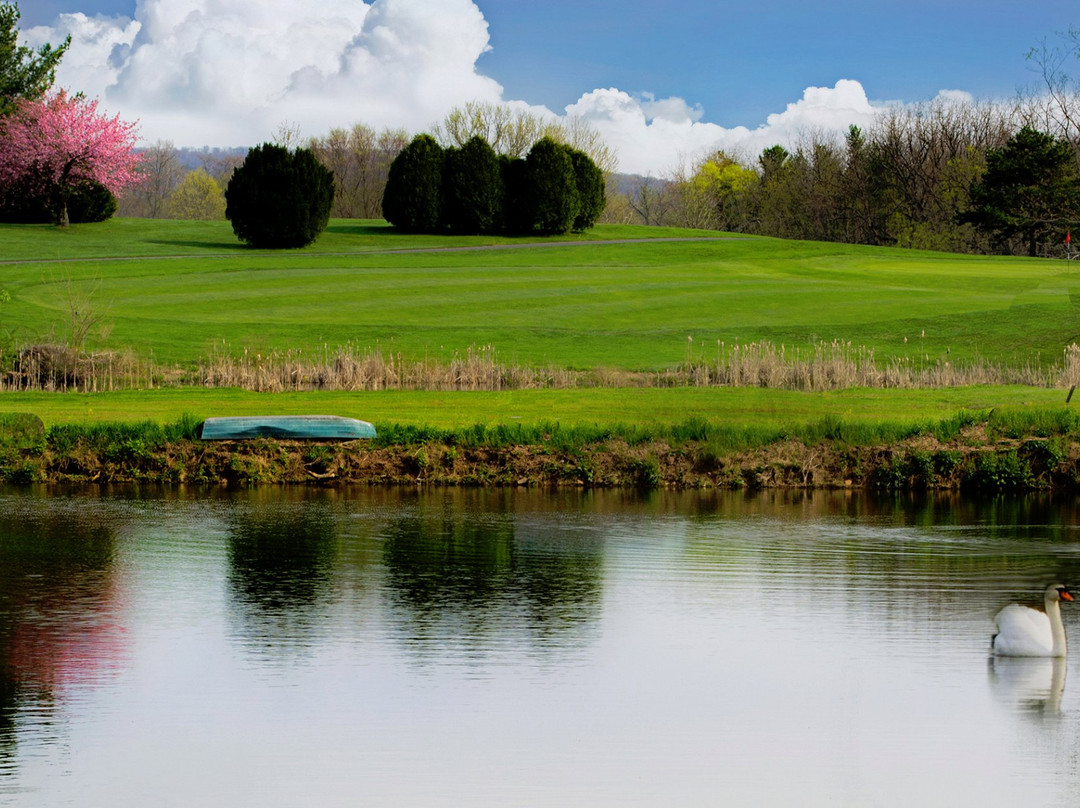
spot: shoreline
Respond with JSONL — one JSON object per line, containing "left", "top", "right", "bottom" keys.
{"left": 4, "top": 426, "right": 1076, "bottom": 491}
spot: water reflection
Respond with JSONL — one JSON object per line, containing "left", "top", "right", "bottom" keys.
{"left": 381, "top": 492, "right": 604, "bottom": 662}
{"left": 0, "top": 498, "right": 126, "bottom": 772}
{"left": 989, "top": 656, "right": 1068, "bottom": 717}
{"left": 1, "top": 486, "right": 1080, "bottom": 806}
{"left": 226, "top": 491, "right": 337, "bottom": 658}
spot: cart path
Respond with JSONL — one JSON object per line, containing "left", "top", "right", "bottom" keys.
{"left": 0, "top": 236, "right": 753, "bottom": 267}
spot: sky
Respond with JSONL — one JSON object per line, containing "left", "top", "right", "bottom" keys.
{"left": 17, "top": 0, "right": 1080, "bottom": 174}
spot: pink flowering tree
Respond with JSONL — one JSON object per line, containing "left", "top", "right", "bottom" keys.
{"left": 0, "top": 90, "right": 142, "bottom": 226}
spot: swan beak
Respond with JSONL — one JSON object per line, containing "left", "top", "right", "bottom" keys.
{"left": 1062, "top": 590, "right": 1075, "bottom": 602}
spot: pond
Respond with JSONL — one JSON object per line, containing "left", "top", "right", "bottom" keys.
{"left": 1, "top": 486, "right": 1079, "bottom": 806}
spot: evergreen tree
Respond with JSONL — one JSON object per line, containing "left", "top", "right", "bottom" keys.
{"left": 442, "top": 135, "right": 502, "bottom": 234}
{"left": 567, "top": 146, "right": 605, "bottom": 231}
{"left": 381, "top": 134, "right": 444, "bottom": 233}
{"left": 524, "top": 137, "right": 579, "bottom": 235}
{"left": 225, "top": 143, "right": 334, "bottom": 248}
{"left": 0, "top": 2, "right": 69, "bottom": 116}
{"left": 499, "top": 155, "right": 530, "bottom": 234}
{"left": 964, "top": 126, "right": 1080, "bottom": 256}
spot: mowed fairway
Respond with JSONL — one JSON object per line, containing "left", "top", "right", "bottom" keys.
{"left": 3, "top": 219, "right": 1079, "bottom": 372}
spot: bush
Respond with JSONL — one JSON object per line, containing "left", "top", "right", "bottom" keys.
{"left": 524, "top": 137, "right": 580, "bottom": 234}
{"left": 567, "top": 147, "right": 605, "bottom": 231}
{"left": 499, "top": 155, "right": 530, "bottom": 234}
{"left": 442, "top": 136, "right": 503, "bottom": 234}
{"left": 0, "top": 179, "right": 117, "bottom": 223}
{"left": 225, "top": 143, "right": 334, "bottom": 248}
{"left": 381, "top": 134, "right": 445, "bottom": 233}
{"left": 383, "top": 134, "right": 603, "bottom": 236}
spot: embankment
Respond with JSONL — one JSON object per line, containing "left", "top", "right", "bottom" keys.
{"left": 3, "top": 420, "right": 1079, "bottom": 491}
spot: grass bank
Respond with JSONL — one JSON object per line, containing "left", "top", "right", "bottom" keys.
{"left": 3, "top": 388, "right": 1080, "bottom": 491}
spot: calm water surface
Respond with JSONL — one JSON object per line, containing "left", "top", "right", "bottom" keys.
{"left": 2, "top": 486, "right": 1080, "bottom": 806}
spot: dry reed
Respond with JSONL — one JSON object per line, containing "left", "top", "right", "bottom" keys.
{"left": 3, "top": 339, "right": 1080, "bottom": 393}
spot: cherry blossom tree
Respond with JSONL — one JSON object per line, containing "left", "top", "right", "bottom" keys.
{"left": 0, "top": 90, "right": 142, "bottom": 226}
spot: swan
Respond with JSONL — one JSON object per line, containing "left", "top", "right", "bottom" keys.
{"left": 992, "top": 584, "right": 1074, "bottom": 657}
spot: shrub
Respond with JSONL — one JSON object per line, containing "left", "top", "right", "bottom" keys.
{"left": 442, "top": 135, "right": 503, "bottom": 234}
{"left": 524, "top": 137, "right": 579, "bottom": 234}
{"left": 0, "top": 179, "right": 116, "bottom": 223}
{"left": 567, "top": 147, "right": 605, "bottom": 231}
{"left": 381, "top": 134, "right": 445, "bottom": 233}
{"left": 225, "top": 143, "right": 334, "bottom": 248}
{"left": 499, "top": 155, "right": 530, "bottom": 234}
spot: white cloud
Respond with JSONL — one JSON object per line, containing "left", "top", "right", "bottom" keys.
{"left": 24, "top": 2, "right": 975, "bottom": 175}
{"left": 567, "top": 80, "right": 888, "bottom": 174}
{"left": 27, "top": 0, "right": 502, "bottom": 147}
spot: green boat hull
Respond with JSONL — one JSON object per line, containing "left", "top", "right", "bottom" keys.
{"left": 198, "top": 415, "right": 376, "bottom": 441}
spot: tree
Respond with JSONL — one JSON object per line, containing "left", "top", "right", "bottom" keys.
{"left": 442, "top": 135, "right": 502, "bottom": 234}
{"left": 963, "top": 126, "right": 1080, "bottom": 256}
{"left": 167, "top": 168, "right": 226, "bottom": 220}
{"left": 433, "top": 101, "right": 545, "bottom": 159}
{"left": 308, "top": 124, "right": 408, "bottom": 219}
{"left": 225, "top": 143, "right": 334, "bottom": 248}
{"left": 0, "top": 90, "right": 142, "bottom": 226}
{"left": 381, "top": 134, "right": 445, "bottom": 233}
{"left": 684, "top": 150, "right": 758, "bottom": 232}
{"left": 567, "top": 147, "right": 605, "bottom": 231}
{"left": 117, "top": 140, "right": 184, "bottom": 218}
{"left": 523, "top": 137, "right": 579, "bottom": 235}
{"left": 1, "top": 1, "right": 69, "bottom": 116}
{"left": 0, "top": 177, "right": 115, "bottom": 223}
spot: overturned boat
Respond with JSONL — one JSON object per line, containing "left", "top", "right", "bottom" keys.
{"left": 198, "top": 415, "right": 376, "bottom": 441}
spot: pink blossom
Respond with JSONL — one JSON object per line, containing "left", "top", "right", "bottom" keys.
{"left": 0, "top": 90, "right": 143, "bottom": 223}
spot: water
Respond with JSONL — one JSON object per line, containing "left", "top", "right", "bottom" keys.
{"left": 1, "top": 486, "right": 1080, "bottom": 806}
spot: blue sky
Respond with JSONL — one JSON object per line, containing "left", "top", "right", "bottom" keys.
{"left": 19, "top": 0, "right": 1080, "bottom": 172}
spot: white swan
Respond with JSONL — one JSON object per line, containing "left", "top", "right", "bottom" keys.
{"left": 992, "top": 584, "right": 1074, "bottom": 657}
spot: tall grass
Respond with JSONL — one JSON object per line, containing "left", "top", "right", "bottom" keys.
{"left": 4, "top": 339, "right": 1079, "bottom": 393}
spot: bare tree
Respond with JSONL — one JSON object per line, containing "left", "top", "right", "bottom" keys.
{"left": 116, "top": 140, "right": 183, "bottom": 218}
{"left": 434, "top": 101, "right": 619, "bottom": 175}
{"left": 626, "top": 175, "right": 678, "bottom": 226}
{"left": 1025, "top": 28, "right": 1080, "bottom": 165}
{"left": 308, "top": 124, "right": 408, "bottom": 219}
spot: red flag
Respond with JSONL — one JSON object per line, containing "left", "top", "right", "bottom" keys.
{"left": 1068, "top": 231, "right": 1073, "bottom": 246}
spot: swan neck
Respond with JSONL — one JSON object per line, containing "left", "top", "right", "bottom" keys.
{"left": 1046, "top": 596, "right": 1068, "bottom": 657}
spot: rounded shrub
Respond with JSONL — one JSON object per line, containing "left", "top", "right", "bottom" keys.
{"left": 442, "top": 135, "right": 503, "bottom": 234}
{"left": 0, "top": 179, "right": 117, "bottom": 224}
{"left": 524, "top": 137, "right": 580, "bottom": 235}
{"left": 381, "top": 134, "right": 445, "bottom": 233}
{"left": 225, "top": 143, "right": 334, "bottom": 248}
{"left": 567, "top": 147, "right": 605, "bottom": 231}
{"left": 499, "top": 155, "right": 530, "bottom": 234}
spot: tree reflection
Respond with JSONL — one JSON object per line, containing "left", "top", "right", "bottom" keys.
{"left": 225, "top": 496, "right": 337, "bottom": 659}
{"left": 0, "top": 502, "right": 122, "bottom": 771}
{"left": 381, "top": 498, "right": 604, "bottom": 661}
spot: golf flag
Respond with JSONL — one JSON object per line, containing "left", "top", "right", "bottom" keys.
{"left": 1068, "top": 231, "right": 1072, "bottom": 246}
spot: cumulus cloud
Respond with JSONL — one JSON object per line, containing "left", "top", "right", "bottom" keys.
{"left": 566, "top": 80, "right": 888, "bottom": 174}
{"left": 27, "top": 0, "right": 503, "bottom": 147}
{"left": 24, "top": 2, "right": 974, "bottom": 175}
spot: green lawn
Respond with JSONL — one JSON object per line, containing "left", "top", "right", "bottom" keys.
{"left": 0, "top": 385, "right": 1064, "bottom": 430}
{"left": 2, "top": 219, "right": 1076, "bottom": 371}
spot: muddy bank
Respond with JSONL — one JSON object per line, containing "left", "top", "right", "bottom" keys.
{"left": 4, "top": 424, "right": 1079, "bottom": 491}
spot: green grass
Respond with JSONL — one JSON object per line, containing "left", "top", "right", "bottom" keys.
{"left": 2, "top": 218, "right": 1076, "bottom": 371}
{"left": 0, "top": 385, "right": 1065, "bottom": 431}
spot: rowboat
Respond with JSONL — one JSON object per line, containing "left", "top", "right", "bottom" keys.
{"left": 198, "top": 415, "right": 376, "bottom": 440}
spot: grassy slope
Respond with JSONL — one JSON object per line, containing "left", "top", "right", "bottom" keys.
{"left": 2, "top": 219, "right": 1077, "bottom": 371}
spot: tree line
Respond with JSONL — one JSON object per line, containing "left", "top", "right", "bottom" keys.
{"left": 382, "top": 133, "right": 604, "bottom": 235}
{"left": 607, "top": 87, "right": 1080, "bottom": 257}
